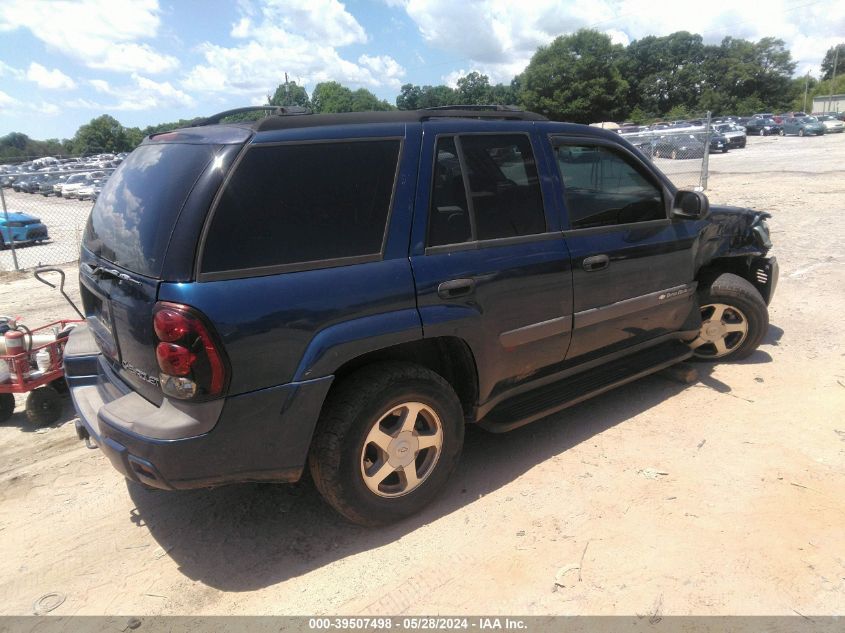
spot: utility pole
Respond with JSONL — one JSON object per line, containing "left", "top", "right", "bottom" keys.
{"left": 803, "top": 71, "right": 810, "bottom": 113}
{"left": 828, "top": 46, "right": 839, "bottom": 114}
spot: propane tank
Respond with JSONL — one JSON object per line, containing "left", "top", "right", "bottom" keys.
{"left": 4, "top": 330, "right": 28, "bottom": 381}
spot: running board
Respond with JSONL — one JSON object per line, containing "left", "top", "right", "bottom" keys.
{"left": 478, "top": 340, "right": 693, "bottom": 433}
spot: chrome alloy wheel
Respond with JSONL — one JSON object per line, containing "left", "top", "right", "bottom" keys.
{"left": 360, "top": 402, "right": 444, "bottom": 498}
{"left": 690, "top": 303, "right": 749, "bottom": 359}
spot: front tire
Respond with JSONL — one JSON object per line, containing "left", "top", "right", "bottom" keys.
{"left": 798, "top": 128, "right": 804, "bottom": 137}
{"left": 690, "top": 273, "right": 769, "bottom": 361}
{"left": 309, "top": 362, "right": 465, "bottom": 526}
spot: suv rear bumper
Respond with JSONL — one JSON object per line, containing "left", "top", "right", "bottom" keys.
{"left": 65, "top": 324, "right": 333, "bottom": 490}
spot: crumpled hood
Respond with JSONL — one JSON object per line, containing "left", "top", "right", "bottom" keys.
{"left": 692, "top": 205, "right": 772, "bottom": 270}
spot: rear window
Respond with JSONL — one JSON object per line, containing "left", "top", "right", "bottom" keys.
{"left": 84, "top": 143, "right": 218, "bottom": 277}
{"left": 200, "top": 139, "right": 400, "bottom": 275}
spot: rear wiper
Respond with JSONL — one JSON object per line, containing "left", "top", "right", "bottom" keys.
{"left": 82, "top": 263, "right": 142, "bottom": 286}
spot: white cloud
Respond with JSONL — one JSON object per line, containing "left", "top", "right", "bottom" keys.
{"left": 401, "top": 0, "right": 845, "bottom": 82}
{"left": 183, "top": 0, "right": 404, "bottom": 97}
{"left": 358, "top": 54, "right": 406, "bottom": 89}
{"left": 0, "top": 90, "right": 19, "bottom": 107}
{"left": 72, "top": 74, "right": 195, "bottom": 111}
{"left": 35, "top": 102, "right": 61, "bottom": 116}
{"left": 0, "top": 61, "right": 24, "bottom": 79}
{"left": 233, "top": 0, "right": 368, "bottom": 46}
{"left": 0, "top": 0, "right": 178, "bottom": 74}
{"left": 26, "top": 62, "right": 76, "bottom": 90}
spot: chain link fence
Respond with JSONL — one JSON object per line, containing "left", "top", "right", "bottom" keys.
{"left": 0, "top": 158, "right": 114, "bottom": 272}
{"left": 618, "top": 112, "right": 721, "bottom": 191}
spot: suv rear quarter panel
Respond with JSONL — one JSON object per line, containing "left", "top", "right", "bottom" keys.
{"left": 164, "top": 123, "right": 423, "bottom": 395}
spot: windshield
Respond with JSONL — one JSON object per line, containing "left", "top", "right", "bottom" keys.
{"left": 83, "top": 143, "right": 219, "bottom": 277}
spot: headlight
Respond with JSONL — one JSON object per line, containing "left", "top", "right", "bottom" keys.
{"left": 752, "top": 220, "right": 772, "bottom": 250}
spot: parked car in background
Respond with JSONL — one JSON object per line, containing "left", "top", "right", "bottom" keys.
{"left": 714, "top": 123, "right": 747, "bottom": 148}
{"left": 76, "top": 177, "right": 107, "bottom": 200}
{"left": 816, "top": 114, "right": 845, "bottom": 133}
{"left": 699, "top": 131, "right": 729, "bottom": 153}
{"left": 40, "top": 173, "right": 68, "bottom": 196}
{"left": 744, "top": 117, "right": 782, "bottom": 136}
{"left": 780, "top": 116, "right": 825, "bottom": 136}
{"left": 13, "top": 173, "right": 46, "bottom": 193}
{"left": 0, "top": 211, "right": 49, "bottom": 248}
{"left": 653, "top": 134, "right": 707, "bottom": 159}
{"left": 61, "top": 171, "right": 107, "bottom": 198}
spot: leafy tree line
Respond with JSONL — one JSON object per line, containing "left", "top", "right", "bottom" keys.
{"left": 2, "top": 34, "right": 843, "bottom": 163}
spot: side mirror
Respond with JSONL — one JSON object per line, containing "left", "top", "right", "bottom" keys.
{"left": 672, "top": 190, "right": 709, "bottom": 219}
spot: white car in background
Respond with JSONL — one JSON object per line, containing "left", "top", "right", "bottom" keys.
{"left": 817, "top": 114, "right": 845, "bottom": 133}
{"left": 61, "top": 171, "right": 106, "bottom": 198}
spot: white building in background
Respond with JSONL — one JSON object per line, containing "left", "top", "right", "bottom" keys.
{"left": 812, "top": 95, "right": 845, "bottom": 113}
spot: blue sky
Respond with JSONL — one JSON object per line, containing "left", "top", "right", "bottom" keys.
{"left": 1, "top": 0, "right": 843, "bottom": 140}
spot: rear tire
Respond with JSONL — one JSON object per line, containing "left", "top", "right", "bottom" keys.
{"left": 690, "top": 273, "right": 769, "bottom": 361}
{"left": 309, "top": 362, "right": 465, "bottom": 526}
{"left": 0, "top": 393, "right": 15, "bottom": 422}
{"left": 25, "top": 386, "right": 62, "bottom": 426}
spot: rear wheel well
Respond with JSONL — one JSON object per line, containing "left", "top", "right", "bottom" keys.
{"left": 332, "top": 337, "right": 478, "bottom": 419}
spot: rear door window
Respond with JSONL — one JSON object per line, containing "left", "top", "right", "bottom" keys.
{"left": 427, "top": 134, "right": 546, "bottom": 247}
{"left": 201, "top": 139, "right": 401, "bottom": 275}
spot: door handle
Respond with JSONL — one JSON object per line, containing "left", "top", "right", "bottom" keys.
{"left": 582, "top": 254, "right": 610, "bottom": 272}
{"left": 437, "top": 278, "right": 475, "bottom": 299}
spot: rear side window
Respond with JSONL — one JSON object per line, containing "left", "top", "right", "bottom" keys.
{"left": 84, "top": 143, "right": 219, "bottom": 277}
{"left": 553, "top": 144, "right": 665, "bottom": 230}
{"left": 427, "top": 134, "right": 546, "bottom": 247}
{"left": 202, "top": 140, "right": 400, "bottom": 274}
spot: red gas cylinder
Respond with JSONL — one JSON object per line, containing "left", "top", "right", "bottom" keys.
{"left": 4, "top": 330, "right": 29, "bottom": 381}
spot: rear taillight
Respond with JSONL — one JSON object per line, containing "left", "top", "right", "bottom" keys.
{"left": 152, "top": 302, "right": 229, "bottom": 400}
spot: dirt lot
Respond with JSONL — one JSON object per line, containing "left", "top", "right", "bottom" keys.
{"left": 0, "top": 133, "right": 843, "bottom": 617}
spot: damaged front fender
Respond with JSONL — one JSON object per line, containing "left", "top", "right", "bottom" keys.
{"left": 692, "top": 205, "right": 778, "bottom": 304}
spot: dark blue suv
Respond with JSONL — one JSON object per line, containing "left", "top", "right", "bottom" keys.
{"left": 65, "top": 106, "right": 777, "bottom": 525}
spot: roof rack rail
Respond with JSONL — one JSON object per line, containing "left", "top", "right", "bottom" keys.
{"left": 192, "top": 105, "right": 312, "bottom": 127}
{"left": 424, "top": 104, "right": 523, "bottom": 112}
{"left": 419, "top": 105, "right": 546, "bottom": 122}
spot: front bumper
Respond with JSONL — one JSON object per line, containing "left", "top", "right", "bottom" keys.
{"left": 65, "top": 324, "right": 333, "bottom": 490}
{"left": 750, "top": 256, "right": 779, "bottom": 306}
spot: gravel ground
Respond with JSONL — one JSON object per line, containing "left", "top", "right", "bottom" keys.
{"left": 0, "top": 133, "right": 843, "bottom": 617}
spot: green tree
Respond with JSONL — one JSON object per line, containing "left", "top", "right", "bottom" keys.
{"left": 311, "top": 82, "right": 393, "bottom": 113}
{"left": 820, "top": 44, "right": 844, "bottom": 81}
{"left": 268, "top": 79, "right": 311, "bottom": 108}
{"left": 71, "top": 114, "right": 133, "bottom": 154}
{"left": 699, "top": 37, "right": 797, "bottom": 114}
{"left": 396, "top": 83, "right": 423, "bottom": 109}
{"left": 311, "top": 81, "right": 353, "bottom": 113}
{"left": 396, "top": 83, "right": 458, "bottom": 109}
{"left": 456, "top": 72, "right": 492, "bottom": 104}
{"left": 622, "top": 32, "right": 706, "bottom": 117}
{"left": 519, "top": 29, "right": 628, "bottom": 123}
